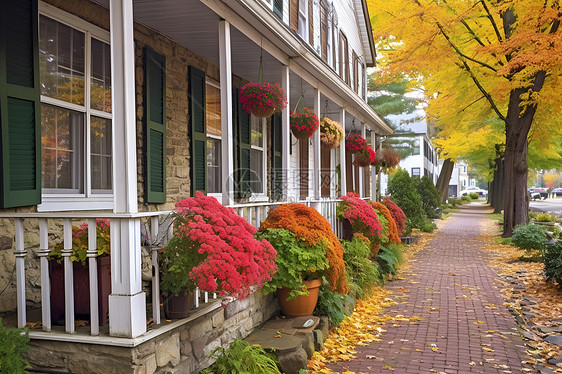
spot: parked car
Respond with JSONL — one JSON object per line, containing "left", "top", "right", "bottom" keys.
{"left": 460, "top": 187, "right": 488, "bottom": 197}
{"left": 551, "top": 187, "right": 562, "bottom": 196}
{"left": 528, "top": 187, "right": 548, "bottom": 200}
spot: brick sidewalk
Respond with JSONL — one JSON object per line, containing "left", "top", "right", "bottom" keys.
{"left": 328, "top": 203, "right": 533, "bottom": 374}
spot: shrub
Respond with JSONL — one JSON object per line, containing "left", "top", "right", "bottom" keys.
{"left": 511, "top": 223, "right": 548, "bottom": 251}
{"left": 415, "top": 176, "right": 442, "bottom": 219}
{"left": 469, "top": 192, "right": 479, "bottom": 200}
{"left": 529, "top": 211, "right": 538, "bottom": 220}
{"left": 260, "top": 203, "right": 347, "bottom": 294}
{"left": 536, "top": 213, "right": 557, "bottom": 222}
{"left": 386, "top": 169, "right": 426, "bottom": 229}
{"left": 420, "top": 221, "right": 437, "bottom": 233}
{"left": 370, "top": 202, "right": 401, "bottom": 244}
{"left": 314, "top": 279, "right": 354, "bottom": 327}
{"left": 202, "top": 339, "right": 281, "bottom": 374}
{"left": 461, "top": 195, "right": 471, "bottom": 203}
{"left": 343, "top": 237, "right": 382, "bottom": 300}
{"left": 382, "top": 196, "right": 407, "bottom": 236}
{"left": 448, "top": 197, "right": 460, "bottom": 207}
{"left": 544, "top": 243, "right": 562, "bottom": 285}
{"left": 376, "top": 243, "right": 404, "bottom": 277}
{"left": 0, "top": 319, "right": 30, "bottom": 373}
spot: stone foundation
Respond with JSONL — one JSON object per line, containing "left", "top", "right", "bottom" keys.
{"left": 26, "top": 291, "right": 279, "bottom": 374}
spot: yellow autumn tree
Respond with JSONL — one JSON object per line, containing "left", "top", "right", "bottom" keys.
{"left": 368, "top": 0, "right": 562, "bottom": 236}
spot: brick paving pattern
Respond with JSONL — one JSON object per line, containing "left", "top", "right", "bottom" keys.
{"left": 328, "top": 204, "right": 533, "bottom": 374}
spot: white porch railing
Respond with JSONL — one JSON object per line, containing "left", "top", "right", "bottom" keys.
{"left": 1, "top": 198, "right": 343, "bottom": 338}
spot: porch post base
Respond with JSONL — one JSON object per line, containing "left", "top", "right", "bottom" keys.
{"left": 109, "top": 292, "right": 147, "bottom": 338}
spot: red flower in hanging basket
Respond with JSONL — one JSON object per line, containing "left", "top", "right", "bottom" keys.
{"left": 352, "top": 146, "right": 376, "bottom": 167}
{"left": 239, "top": 82, "right": 287, "bottom": 118}
{"left": 320, "top": 117, "right": 344, "bottom": 149}
{"left": 345, "top": 133, "right": 367, "bottom": 153}
{"left": 290, "top": 107, "right": 319, "bottom": 139}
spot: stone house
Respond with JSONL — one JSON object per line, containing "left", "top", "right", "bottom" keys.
{"left": 0, "top": 0, "right": 392, "bottom": 372}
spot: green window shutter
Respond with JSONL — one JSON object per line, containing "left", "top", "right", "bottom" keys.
{"left": 188, "top": 66, "right": 206, "bottom": 196}
{"left": 144, "top": 47, "right": 166, "bottom": 203}
{"left": 273, "top": 0, "right": 283, "bottom": 19}
{"left": 270, "top": 112, "right": 283, "bottom": 201}
{"left": 0, "top": 0, "right": 41, "bottom": 208}
{"left": 234, "top": 87, "right": 251, "bottom": 199}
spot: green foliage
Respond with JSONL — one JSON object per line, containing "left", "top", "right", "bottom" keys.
{"left": 420, "top": 221, "right": 437, "bottom": 233}
{"left": 202, "top": 339, "right": 281, "bottom": 374}
{"left": 415, "top": 176, "right": 442, "bottom": 219}
{"left": 448, "top": 197, "right": 461, "bottom": 207}
{"left": 256, "top": 229, "right": 329, "bottom": 299}
{"left": 461, "top": 195, "right": 471, "bottom": 203}
{"left": 469, "top": 192, "right": 479, "bottom": 200}
{"left": 387, "top": 169, "right": 426, "bottom": 228}
{"left": 49, "top": 219, "right": 111, "bottom": 265}
{"left": 529, "top": 211, "right": 538, "bottom": 220}
{"left": 544, "top": 243, "right": 562, "bottom": 285}
{"left": 376, "top": 243, "right": 404, "bottom": 277}
{"left": 535, "top": 213, "right": 557, "bottom": 223}
{"left": 343, "top": 237, "right": 383, "bottom": 300}
{"left": 314, "top": 278, "right": 354, "bottom": 327}
{"left": 0, "top": 319, "right": 30, "bottom": 374}
{"left": 160, "top": 235, "right": 207, "bottom": 296}
{"left": 511, "top": 224, "right": 548, "bottom": 251}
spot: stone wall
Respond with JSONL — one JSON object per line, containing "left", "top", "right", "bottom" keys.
{"left": 26, "top": 291, "right": 279, "bottom": 374}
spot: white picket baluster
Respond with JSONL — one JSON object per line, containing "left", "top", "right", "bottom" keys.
{"left": 63, "top": 219, "right": 75, "bottom": 333}
{"left": 38, "top": 219, "right": 51, "bottom": 331}
{"left": 14, "top": 219, "right": 27, "bottom": 328}
{"left": 151, "top": 216, "right": 161, "bottom": 325}
{"left": 87, "top": 218, "right": 99, "bottom": 335}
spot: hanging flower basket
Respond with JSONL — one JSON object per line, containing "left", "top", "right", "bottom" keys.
{"left": 373, "top": 148, "right": 401, "bottom": 168}
{"left": 290, "top": 107, "right": 319, "bottom": 139}
{"left": 345, "top": 133, "right": 367, "bottom": 154}
{"left": 353, "top": 145, "right": 376, "bottom": 167}
{"left": 239, "top": 82, "right": 287, "bottom": 118}
{"left": 320, "top": 117, "right": 344, "bottom": 149}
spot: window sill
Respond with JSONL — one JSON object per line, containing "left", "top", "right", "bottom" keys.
{"left": 249, "top": 195, "right": 269, "bottom": 203}
{"left": 38, "top": 196, "right": 113, "bottom": 212}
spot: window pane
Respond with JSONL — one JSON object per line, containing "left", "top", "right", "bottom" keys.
{"left": 251, "top": 119, "right": 263, "bottom": 147}
{"left": 41, "top": 104, "right": 84, "bottom": 192}
{"left": 206, "top": 83, "right": 221, "bottom": 137}
{"left": 91, "top": 117, "right": 112, "bottom": 191}
{"left": 206, "top": 139, "right": 222, "bottom": 193}
{"left": 250, "top": 149, "right": 263, "bottom": 194}
{"left": 39, "top": 16, "right": 85, "bottom": 105}
{"left": 91, "top": 38, "right": 112, "bottom": 113}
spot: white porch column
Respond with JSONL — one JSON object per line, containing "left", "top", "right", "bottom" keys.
{"left": 339, "top": 109, "right": 346, "bottom": 195}
{"left": 359, "top": 123, "right": 365, "bottom": 197}
{"left": 371, "top": 131, "right": 377, "bottom": 201}
{"left": 219, "top": 20, "right": 234, "bottom": 206}
{"left": 109, "top": 0, "right": 146, "bottom": 338}
{"left": 312, "top": 88, "right": 321, "bottom": 201}
{"left": 281, "top": 66, "right": 290, "bottom": 200}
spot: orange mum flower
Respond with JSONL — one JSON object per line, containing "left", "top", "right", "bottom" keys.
{"left": 370, "top": 201, "right": 402, "bottom": 245}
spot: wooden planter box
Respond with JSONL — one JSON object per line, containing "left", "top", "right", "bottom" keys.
{"left": 49, "top": 256, "right": 111, "bottom": 325}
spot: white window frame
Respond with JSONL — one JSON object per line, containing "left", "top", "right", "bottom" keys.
{"left": 327, "top": 13, "right": 333, "bottom": 67}
{"left": 298, "top": 0, "right": 308, "bottom": 41}
{"left": 38, "top": 2, "right": 113, "bottom": 212}
{"left": 206, "top": 79, "right": 222, "bottom": 201}
{"left": 249, "top": 117, "right": 268, "bottom": 202}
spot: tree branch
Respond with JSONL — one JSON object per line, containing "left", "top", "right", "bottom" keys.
{"left": 437, "top": 23, "right": 507, "bottom": 122}
{"left": 479, "top": 0, "right": 504, "bottom": 42}
{"left": 460, "top": 95, "right": 486, "bottom": 112}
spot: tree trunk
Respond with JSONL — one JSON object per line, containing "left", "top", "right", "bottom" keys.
{"left": 494, "top": 158, "right": 505, "bottom": 214}
{"left": 436, "top": 158, "right": 454, "bottom": 203}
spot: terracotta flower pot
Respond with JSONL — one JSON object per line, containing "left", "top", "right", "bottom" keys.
{"left": 163, "top": 288, "right": 195, "bottom": 319}
{"left": 277, "top": 279, "right": 322, "bottom": 318}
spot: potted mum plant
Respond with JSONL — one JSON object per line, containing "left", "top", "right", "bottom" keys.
{"left": 239, "top": 82, "right": 287, "bottom": 118}
{"left": 48, "top": 219, "right": 111, "bottom": 325}
{"left": 320, "top": 117, "right": 344, "bottom": 149}
{"left": 337, "top": 193, "right": 383, "bottom": 256}
{"left": 290, "top": 107, "right": 319, "bottom": 139}
{"left": 160, "top": 192, "right": 277, "bottom": 319}
{"left": 352, "top": 145, "right": 376, "bottom": 167}
{"left": 257, "top": 203, "right": 347, "bottom": 317}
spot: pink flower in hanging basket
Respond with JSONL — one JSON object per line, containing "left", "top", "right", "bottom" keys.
{"left": 290, "top": 107, "right": 320, "bottom": 139}
{"left": 352, "top": 146, "right": 376, "bottom": 167}
{"left": 239, "top": 82, "right": 287, "bottom": 118}
{"left": 345, "top": 133, "right": 367, "bottom": 153}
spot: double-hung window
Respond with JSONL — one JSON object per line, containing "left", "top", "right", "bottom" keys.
{"left": 206, "top": 80, "right": 222, "bottom": 195}
{"left": 298, "top": 0, "right": 308, "bottom": 40}
{"left": 250, "top": 117, "right": 266, "bottom": 197}
{"left": 39, "top": 5, "right": 112, "bottom": 210}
